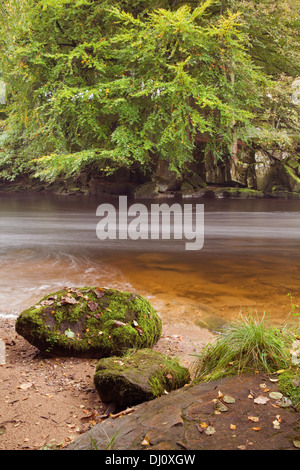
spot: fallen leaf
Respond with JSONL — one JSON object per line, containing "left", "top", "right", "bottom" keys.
{"left": 94, "top": 289, "right": 105, "bottom": 299}
{"left": 141, "top": 435, "right": 150, "bottom": 446}
{"left": 18, "top": 382, "right": 33, "bottom": 391}
{"left": 87, "top": 301, "right": 98, "bottom": 312}
{"left": 230, "top": 424, "right": 236, "bottom": 430}
{"left": 223, "top": 395, "right": 235, "bottom": 404}
{"left": 292, "top": 377, "right": 300, "bottom": 387}
{"left": 248, "top": 416, "right": 259, "bottom": 423}
{"left": 293, "top": 440, "right": 300, "bottom": 449}
{"left": 40, "top": 300, "right": 54, "bottom": 306}
{"left": 64, "top": 329, "right": 75, "bottom": 339}
{"left": 252, "top": 426, "right": 261, "bottom": 431}
{"left": 214, "top": 399, "right": 229, "bottom": 412}
{"left": 269, "top": 391, "right": 283, "bottom": 400}
{"left": 205, "top": 426, "right": 216, "bottom": 435}
{"left": 113, "top": 320, "right": 127, "bottom": 327}
{"left": 134, "top": 326, "right": 143, "bottom": 335}
{"left": 272, "top": 419, "right": 280, "bottom": 430}
{"left": 276, "top": 397, "right": 292, "bottom": 408}
{"left": 254, "top": 395, "right": 270, "bottom": 405}
{"left": 61, "top": 296, "right": 77, "bottom": 305}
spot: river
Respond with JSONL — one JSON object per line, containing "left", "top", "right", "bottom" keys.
{"left": 0, "top": 193, "right": 299, "bottom": 332}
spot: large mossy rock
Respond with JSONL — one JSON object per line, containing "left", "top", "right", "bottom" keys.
{"left": 15, "top": 287, "right": 162, "bottom": 357}
{"left": 93, "top": 348, "right": 190, "bottom": 408}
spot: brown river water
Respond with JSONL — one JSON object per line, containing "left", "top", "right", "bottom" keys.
{"left": 0, "top": 193, "right": 299, "bottom": 333}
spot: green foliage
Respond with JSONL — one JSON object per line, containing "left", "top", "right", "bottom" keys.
{"left": 0, "top": 0, "right": 299, "bottom": 181}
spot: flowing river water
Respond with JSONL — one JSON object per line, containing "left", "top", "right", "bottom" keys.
{"left": 0, "top": 192, "right": 300, "bottom": 334}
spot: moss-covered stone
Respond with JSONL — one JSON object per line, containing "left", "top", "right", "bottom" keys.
{"left": 93, "top": 348, "right": 190, "bottom": 407}
{"left": 278, "top": 369, "right": 300, "bottom": 411}
{"left": 15, "top": 287, "right": 162, "bottom": 357}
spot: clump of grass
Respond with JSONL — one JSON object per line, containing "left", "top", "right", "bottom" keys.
{"left": 193, "top": 313, "right": 295, "bottom": 382}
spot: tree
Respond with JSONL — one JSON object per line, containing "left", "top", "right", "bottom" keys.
{"left": 0, "top": 0, "right": 298, "bottom": 183}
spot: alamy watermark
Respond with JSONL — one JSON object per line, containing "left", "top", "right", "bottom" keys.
{"left": 96, "top": 196, "right": 204, "bottom": 250}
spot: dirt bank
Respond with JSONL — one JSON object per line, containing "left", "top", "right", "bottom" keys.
{"left": 0, "top": 316, "right": 210, "bottom": 450}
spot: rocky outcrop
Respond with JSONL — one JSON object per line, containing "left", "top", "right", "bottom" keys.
{"left": 93, "top": 348, "right": 190, "bottom": 407}
{"left": 15, "top": 287, "right": 162, "bottom": 357}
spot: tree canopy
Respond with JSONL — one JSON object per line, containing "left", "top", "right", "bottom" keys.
{"left": 0, "top": 0, "right": 299, "bottom": 182}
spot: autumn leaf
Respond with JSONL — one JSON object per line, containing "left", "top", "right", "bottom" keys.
{"left": 223, "top": 395, "right": 235, "bottom": 404}
{"left": 272, "top": 419, "right": 280, "bottom": 430}
{"left": 94, "top": 289, "right": 105, "bottom": 299}
{"left": 141, "top": 435, "right": 150, "bottom": 446}
{"left": 248, "top": 416, "right": 259, "bottom": 422}
{"left": 113, "top": 320, "right": 127, "bottom": 327}
{"left": 87, "top": 301, "right": 98, "bottom": 311}
{"left": 135, "top": 327, "right": 143, "bottom": 335}
{"left": 269, "top": 392, "right": 283, "bottom": 400}
{"left": 61, "top": 296, "right": 77, "bottom": 305}
{"left": 253, "top": 395, "right": 269, "bottom": 405}
{"left": 18, "top": 382, "right": 33, "bottom": 391}
{"left": 205, "top": 426, "right": 216, "bottom": 435}
{"left": 64, "top": 329, "right": 75, "bottom": 339}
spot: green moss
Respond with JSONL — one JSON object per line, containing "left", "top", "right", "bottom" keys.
{"left": 224, "top": 188, "right": 264, "bottom": 198}
{"left": 278, "top": 369, "right": 300, "bottom": 411}
{"left": 94, "top": 349, "right": 190, "bottom": 407}
{"left": 148, "top": 354, "right": 191, "bottom": 397}
{"left": 15, "top": 287, "right": 162, "bottom": 357}
{"left": 283, "top": 164, "right": 300, "bottom": 184}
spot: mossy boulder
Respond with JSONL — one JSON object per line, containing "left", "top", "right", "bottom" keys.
{"left": 15, "top": 287, "right": 162, "bottom": 357}
{"left": 93, "top": 348, "right": 190, "bottom": 407}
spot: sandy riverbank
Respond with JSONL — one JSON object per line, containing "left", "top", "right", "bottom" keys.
{"left": 0, "top": 315, "right": 213, "bottom": 450}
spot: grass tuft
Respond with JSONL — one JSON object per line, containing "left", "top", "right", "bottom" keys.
{"left": 193, "top": 313, "right": 295, "bottom": 382}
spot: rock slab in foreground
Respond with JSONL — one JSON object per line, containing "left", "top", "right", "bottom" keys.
{"left": 66, "top": 374, "right": 300, "bottom": 451}
{"left": 15, "top": 287, "right": 162, "bottom": 357}
{"left": 94, "top": 348, "right": 190, "bottom": 407}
